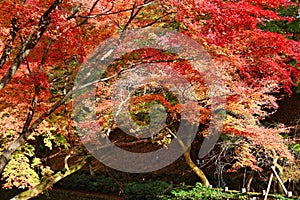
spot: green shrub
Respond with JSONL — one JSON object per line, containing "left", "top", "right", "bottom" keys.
{"left": 58, "top": 174, "right": 120, "bottom": 194}
{"left": 125, "top": 180, "right": 172, "bottom": 200}
{"left": 161, "top": 183, "right": 235, "bottom": 200}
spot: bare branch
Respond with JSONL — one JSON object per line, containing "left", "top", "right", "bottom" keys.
{"left": 122, "top": 0, "right": 143, "bottom": 31}
{"left": 66, "top": 3, "right": 83, "bottom": 20}
{"left": 20, "top": 36, "right": 32, "bottom": 73}
{"left": 141, "top": 12, "right": 175, "bottom": 28}
{"left": 75, "top": 0, "right": 102, "bottom": 26}
{"left": 0, "top": 18, "right": 19, "bottom": 69}
{"left": 21, "top": 38, "right": 53, "bottom": 142}
{"left": 21, "top": 90, "right": 38, "bottom": 137}
{"left": 0, "top": 0, "right": 64, "bottom": 173}
{"left": 25, "top": 57, "right": 31, "bottom": 73}
{"left": 38, "top": 38, "right": 52, "bottom": 71}
{"left": 0, "top": 0, "right": 62, "bottom": 91}
{"left": 74, "top": 1, "right": 153, "bottom": 19}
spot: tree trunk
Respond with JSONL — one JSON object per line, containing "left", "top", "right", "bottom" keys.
{"left": 10, "top": 158, "right": 88, "bottom": 200}
{"left": 246, "top": 172, "right": 254, "bottom": 192}
{"left": 0, "top": 135, "right": 26, "bottom": 174}
{"left": 167, "top": 127, "right": 210, "bottom": 187}
{"left": 183, "top": 147, "right": 210, "bottom": 187}
{"left": 275, "top": 164, "right": 285, "bottom": 195}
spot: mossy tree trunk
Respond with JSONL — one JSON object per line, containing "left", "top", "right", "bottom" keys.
{"left": 10, "top": 157, "right": 89, "bottom": 200}
{"left": 246, "top": 172, "right": 254, "bottom": 192}
{"left": 167, "top": 127, "right": 210, "bottom": 187}
{"left": 183, "top": 147, "right": 210, "bottom": 187}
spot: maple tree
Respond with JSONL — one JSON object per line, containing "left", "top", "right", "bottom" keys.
{"left": 0, "top": 0, "right": 299, "bottom": 199}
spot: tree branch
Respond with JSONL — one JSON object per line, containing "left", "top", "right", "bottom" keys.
{"left": 141, "top": 12, "right": 174, "bottom": 28}
{"left": 0, "top": 17, "right": 19, "bottom": 69}
{"left": 73, "top": 1, "right": 153, "bottom": 20}
{"left": 38, "top": 38, "right": 52, "bottom": 71}
{"left": 0, "top": 31, "right": 125, "bottom": 174}
{"left": 10, "top": 155, "right": 90, "bottom": 200}
{"left": 0, "top": 0, "right": 62, "bottom": 91}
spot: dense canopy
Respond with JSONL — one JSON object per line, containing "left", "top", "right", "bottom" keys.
{"left": 0, "top": 0, "right": 299, "bottom": 199}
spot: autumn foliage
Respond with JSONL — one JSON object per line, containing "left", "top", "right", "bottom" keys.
{"left": 0, "top": 0, "right": 299, "bottom": 196}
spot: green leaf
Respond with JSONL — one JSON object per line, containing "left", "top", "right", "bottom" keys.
{"left": 31, "top": 158, "right": 42, "bottom": 168}
{"left": 44, "top": 137, "right": 53, "bottom": 150}
{"left": 54, "top": 134, "right": 69, "bottom": 150}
